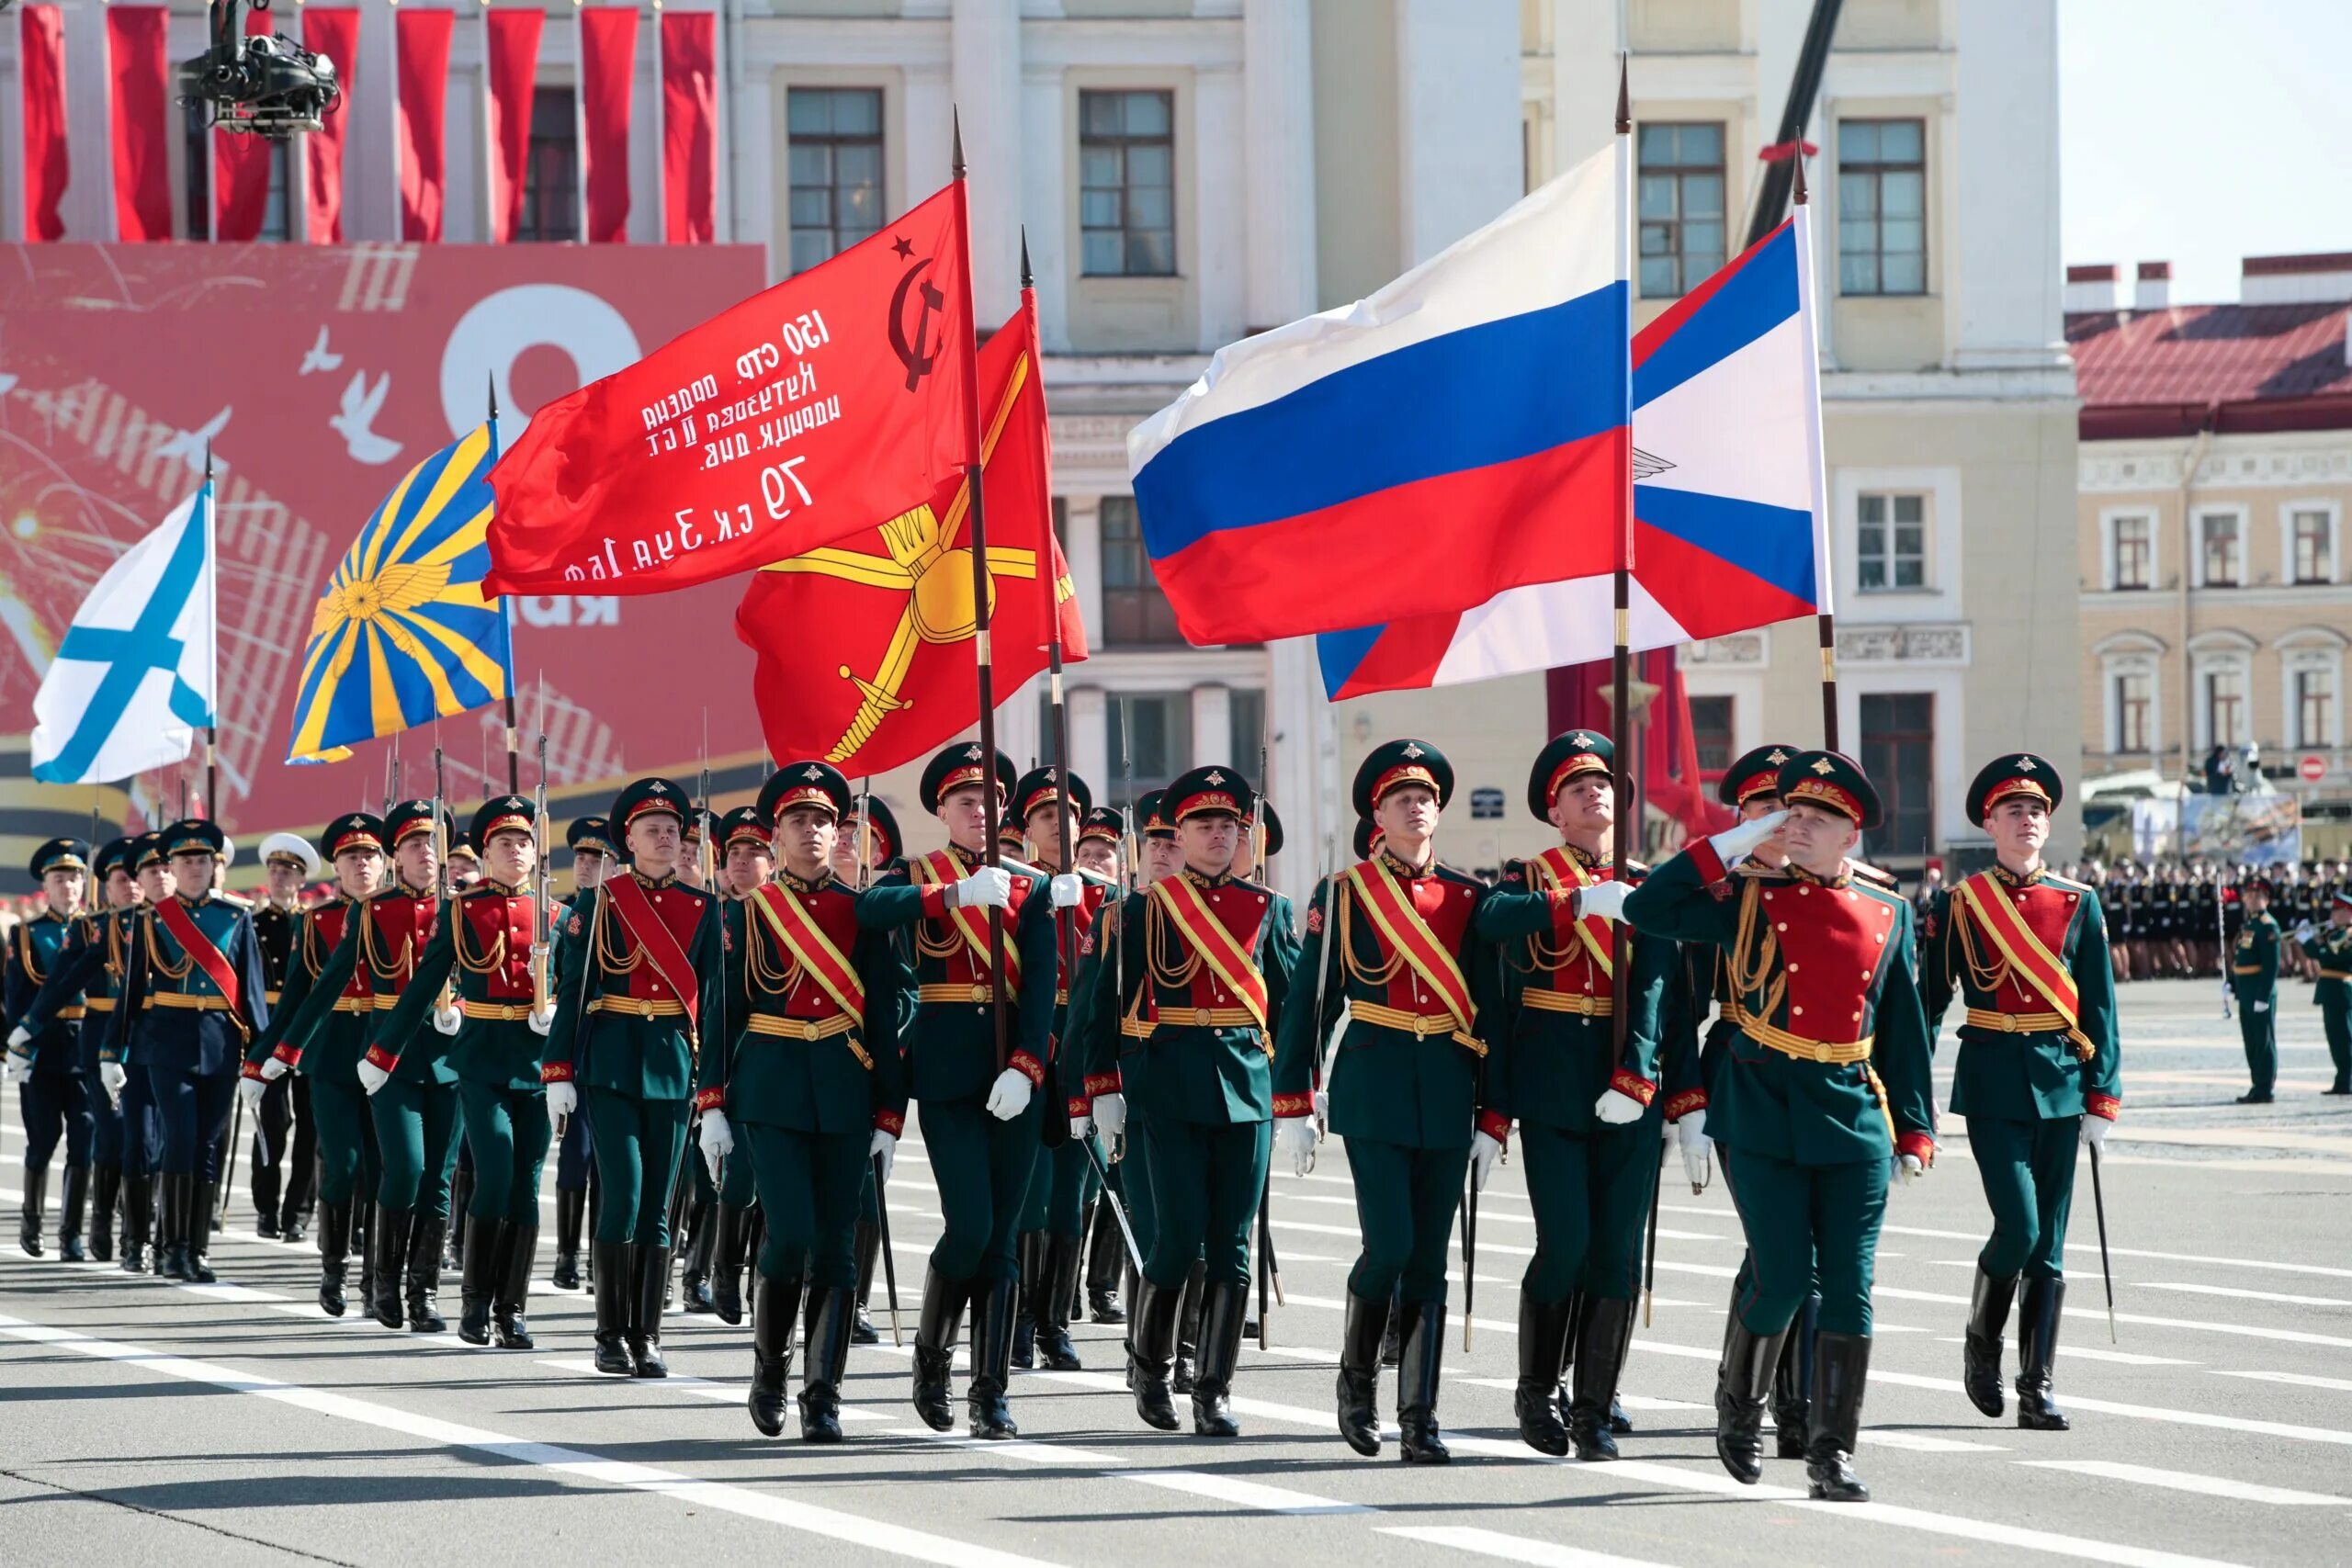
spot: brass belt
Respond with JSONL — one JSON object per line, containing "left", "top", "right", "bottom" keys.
{"left": 588, "top": 996, "right": 686, "bottom": 1019}
{"left": 2323, "top": 970, "right": 2350, "bottom": 981}
{"left": 83, "top": 998, "right": 114, "bottom": 1014}
{"left": 461, "top": 1000, "right": 537, "bottom": 1022}
{"left": 1724, "top": 1002, "right": 1873, "bottom": 1064}
{"left": 53, "top": 1005, "right": 85, "bottom": 1021}
{"left": 917, "top": 983, "right": 999, "bottom": 1005}
{"left": 265, "top": 989, "right": 283, "bottom": 1005}
{"left": 1056, "top": 988, "right": 1069, "bottom": 1006}
{"left": 1116, "top": 1009, "right": 1268, "bottom": 1055}
{"left": 745, "top": 1012, "right": 854, "bottom": 1041}
{"left": 2232, "top": 964, "right": 2263, "bottom": 976}
{"left": 1120, "top": 1015, "right": 1153, "bottom": 1040}
{"left": 1521, "top": 989, "right": 1612, "bottom": 1017}
{"left": 372, "top": 994, "right": 401, "bottom": 1010}
{"left": 333, "top": 996, "right": 372, "bottom": 1013}
{"left": 153, "top": 992, "right": 231, "bottom": 1011}
{"left": 1351, "top": 1000, "right": 1484, "bottom": 1056}
{"left": 1963, "top": 1008, "right": 2067, "bottom": 1034}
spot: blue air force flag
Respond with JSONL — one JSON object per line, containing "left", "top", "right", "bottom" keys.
{"left": 29, "top": 484, "right": 218, "bottom": 784}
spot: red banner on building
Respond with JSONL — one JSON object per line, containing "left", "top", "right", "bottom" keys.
{"left": 21, "top": 7, "right": 69, "bottom": 242}
{"left": 213, "top": 6, "right": 275, "bottom": 242}
{"left": 303, "top": 7, "right": 360, "bottom": 242}
{"left": 581, "top": 6, "right": 637, "bottom": 243}
{"left": 397, "top": 6, "right": 453, "bottom": 242}
{"left": 486, "top": 8, "right": 545, "bottom": 244}
{"left": 107, "top": 6, "right": 172, "bottom": 242}
{"left": 662, "top": 11, "right": 716, "bottom": 245}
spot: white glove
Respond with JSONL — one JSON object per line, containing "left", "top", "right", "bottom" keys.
{"left": 2080, "top": 1113, "right": 2110, "bottom": 1149}
{"left": 985, "top": 1066, "right": 1034, "bottom": 1121}
{"left": 100, "top": 1061, "right": 128, "bottom": 1105}
{"left": 1897, "top": 1152, "right": 1926, "bottom": 1182}
{"left": 1069, "top": 1112, "right": 1093, "bottom": 1140}
{"left": 6, "top": 1024, "right": 29, "bottom": 1050}
{"left": 1091, "top": 1090, "right": 1126, "bottom": 1140}
{"left": 2252, "top": 999, "right": 2268, "bottom": 1013}
{"left": 1575, "top": 880, "right": 1633, "bottom": 923}
{"left": 1709, "top": 809, "right": 1790, "bottom": 869}
{"left": 699, "top": 1108, "right": 734, "bottom": 1183}
{"left": 951, "top": 866, "right": 1013, "bottom": 910}
{"left": 527, "top": 1007, "right": 554, "bottom": 1037}
{"left": 869, "top": 1128, "right": 897, "bottom": 1186}
{"left": 545, "top": 1080, "right": 578, "bottom": 1129}
{"left": 1312, "top": 1087, "right": 1329, "bottom": 1122}
{"left": 1, "top": 1050, "right": 21, "bottom": 1085}
{"left": 1469, "top": 1129, "right": 1504, "bottom": 1193}
{"left": 259, "top": 1054, "right": 289, "bottom": 1081}
{"left": 432, "top": 1003, "right": 463, "bottom": 1036}
{"left": 1049, "top": 873, "right": 1083, "bottom": 908}
{"left": 1276, "top": 1116, "right": 1319, "bottom": 1178}
{"left": 357, "top": 1057, "right": 391, "bottom": 1096}
{"left": 1676, "top": 1109, "right": 1713, "bottom": 1190}
{"left": 1594, "top": 1088, "right": 1645, "bottom": 1125}
{"left": 238, "top": 1075, "right": 266, "bottom": 1111}
{"left": 2295, "top": 920, "right": 2317, "bottom": 942}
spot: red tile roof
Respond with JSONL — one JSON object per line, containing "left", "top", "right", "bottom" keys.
{"left": 2067, "top": 299, "right": 2352, "bottom": 440}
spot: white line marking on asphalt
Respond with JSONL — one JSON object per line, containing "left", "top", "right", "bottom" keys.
{"left": 535, "top": 1358, "right": 889, "bottom": 1420}
{"left": 889, "top": 1428, "right": 1130, "bottom": 1466}
{"left": 1862, "top": 1430, "right": 2007, "bottom": 1452}
{"left": 2018, "top": 1461, "right": 2351, "bottom": 1506}
{"left": 1865, "top": 1368, "right": 2352, "bottom": 1447}
{"left": 0, "top": 1311, "right": 1068, "bottom": 1568}
{"left": 1871, "top": 1284, "right": 2352, "bottom": 1350}
{"left": 179, "top": 1282, "right": 287, "bottom": 1303}
{"left": 2140, "top": 1281, "right": 2352, "bottom": 1309}
{"left": 1381, "top": 1524, "right": 1679, "bottom": 1567}
{"left": 1455, "top": 1379, "right": 1707, "bottom": 1412}
{"left": 1118, "top": 1469, "right": 1372, "bottom": 1516}
{"left": 2209, "top": 1370, "right": 2352, "bottom": 1393}
{"left": 1929, "top": 1337, "right": 2195, "bottom": 1367}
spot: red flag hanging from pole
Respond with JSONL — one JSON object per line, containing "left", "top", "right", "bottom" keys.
{"left": 212, "top": 6, "right": 275, "bottom": 242}
{"left": 580, "top": 6, "right": 637, "bottom": 243}
{"left": 484, "top": 7, "right": 544, "bottom": 243}
{"left": 21, "top": 6, "right": 70, "bottom": 242}
{"left": 397, "top": 6, "right": 453, "bottom": 241}
{"left": 484, "top": 182, "right": 975, "bottom": 598}
{"left": 734, "top": 298, "right": 1083, "bottom": 777}
{"left": 303, "top": 7, "right": 359, "bottom": 242}
{"left": 661, "top": 10, "right": 716, "bottom": 244}
{"left": 107, "top": 6, "right": 172, "bottom": 242}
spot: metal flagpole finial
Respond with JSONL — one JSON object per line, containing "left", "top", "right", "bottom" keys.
{"left": 204, "top": 443, "right": 214, "bottom": 482}
{"left": 1019, "top": 226, "right": 1032, "bottom": 289}
{"left": 487, "top": 370, "right": 499, "bottom": 424}
{"left": 1615, "top": 51, "right": 1631, "bottom": 135}
{"left": 1792, "top": 146, "right": 1811, "bottom": 205}
{"left": 952, "top": 107, "right": 966, "bottom": 179}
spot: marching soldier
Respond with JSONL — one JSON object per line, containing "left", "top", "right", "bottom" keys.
{"left": 1272, "top": 741, "right": 1526, "bottom": 1464}
{"left": 546, "top": 779, "right": 722, "bottom": 1378}
{"left": 5, "top": 837, "right": 93, "bottom": 1258}
{"left": 116, "top": 836, "right": 173, "bottom": 1270}
{"left": 1619, "top": 751, "right": 1936, "bottom": 1502}
{"left": 2232, "top": 878, "right": 2282, "bottom": 1103}
{"left": 371, "top": 796, "right": 555, "bottom": 1348}
{"left": 700, "top": 804, "right": 775, "bottom": 1326}
{"left": 1923, "top": 754, "right": 2120, "bottom": 1433}
{"left": 547, "top": 815, "right": 612, "bottom": 1292}
{"left": 1086, "top": 765, "right": 1296, "bottom": 1436}
{"left": 1071, "top": 804, "right": 1133, "bottom": 1327}
{"left": 2295, "top": 889, "right": 2352, "bottom": 1096}
{"left": 835, "top": 791, "right": 903, "bottom": 1343}
{"left": 113, "top": 820, "right": 269, "bottom": 1284}
{"left": 251, "top": 833, "right": 323, "bottom": 1242}
{"left": 855, "top": 743, "right": 1072, "bottom": 1439}
{"left": 695, "top": 761, "right": 909, "bottom": 1439}
{"left": 1478, "top": 732, "right": 1679, "bottom": 1461}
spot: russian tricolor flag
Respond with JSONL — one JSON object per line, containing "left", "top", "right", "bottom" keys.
{"left": 1316, "top": 209, "right": 1829, "bottom": 700}
{"left": 1127, "top": 146, "right": 1627, "bottom": 647}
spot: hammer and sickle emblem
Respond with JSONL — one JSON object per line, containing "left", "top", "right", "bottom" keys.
{"left": 888, "top": 255, "right": 946, "bottom": 392}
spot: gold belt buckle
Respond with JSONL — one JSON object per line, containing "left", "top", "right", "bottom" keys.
{"left": 1999, "top": 1013, "right": 2018, "bottom": 1033}
{"left": 1193, "top": 1008, "right": 1213, "bottom": 1027}
{"left": 969, "top": 985, "right": 989, "bottom": 1004}
{"left": 1413, "top": 1016, "right": 1432, "bottom": 1040}
{"left": 1810, "top": 1041, "right": 1833, "bottom": 1063}
{"left": 639, "top": 998, "right": 654, "bottom": 1019}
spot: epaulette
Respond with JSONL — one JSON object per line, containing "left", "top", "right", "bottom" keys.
{"left": 220, "top": 891, "right": 254, "bottom": 909}
{"left": 1735, "top": 861, "right": 1791, "bottom": 881}
{"left": 1849, "top": 862, "right": 1900, "bottom": 892}
{"left": 2043, "top": 871, "right": 2093, "bottom": 896}
{"left": 1432, "top": 863, "right": 1484, "bottom": 888}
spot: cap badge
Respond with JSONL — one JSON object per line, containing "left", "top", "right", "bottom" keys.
{"left": 1811, "top": 758, "right": 1836, "bottom": 775}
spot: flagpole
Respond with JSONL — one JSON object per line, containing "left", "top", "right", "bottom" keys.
{"left": 1607, "top": 57, "right": 1635, "bottom": 1067}
{"left": 952, "top": 111, "right": 1010, "bottom": 1076}
{"left": 1023, "top": 232, "right": 1078, "bottom": 1058}
{"left": 490, "top": 375, "right": 522, "bottom": 791}
{"left": 1791, "top": 154, "right": 1839, "bottom": 751}
{"left": 202, "top": 447, "right": 220, "bottom": 820}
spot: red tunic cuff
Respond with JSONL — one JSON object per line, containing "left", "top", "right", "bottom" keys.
{"left": 918, "top": 884, "right": 950, "bottom": 919}
{"left": 1477, "top": 1110, "right": 1511, "bottom": 1145}
{"left": 1896, "top": 1130, "right": 1937, "bottom": 1166}
{"left": 1609, "top": 1068, "right": 1658, "bottom": 1107}
{"left": 1272, "top": 1091, "right": 1314, "bottom": 1119}
{"left": 1688, "top": 837, "right": 1732, "bottom": 897}
{"left": 1008, "top": 1050, "right": 1046, "bottom": 1088}
{"left": 694, "top": 1086, "right": 725, "bottom": 1112}
{"left": 2085, "top": 1093, "right": 2120, "bottom": 1122}
{"left": 272, "top": 1043, "right": 302, "bottom": 1067}
{"left": 240, "top": 1060, "right": 265, "bottom": 1081}
{"left": 874, "top": 1109, "right": 905, "bottom": 1138}
{"left": 1662, "top": 1088, "right": 1708, "bottom": 1122}
{"left": 540, "top": 1061, "right": 574, "bottom": 1084}
{"left": 363, "top": 1043, "right": 399, "bottom": 1073}
{"left": 1066, "top": 1096, "right": 1091, "bottom": 1117}
{"left": 1084, "top": 1070, "right": 1124, "bottom": 1098}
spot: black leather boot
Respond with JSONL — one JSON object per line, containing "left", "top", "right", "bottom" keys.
{"left": 90, "top": 1164, "right": 119, "bottom": 1263}
{"left": 1964, "top": 1265, "right": 2018, "bottom": 1419}
{"left": 186, "top": 1180, "right": 220, "bottom": 1283}
{"left": 1126, "top": 1273, "right": 1182, "bottom": 1431}
{"left": 280, "top": 1145, "right": 313, "bottom": 1243}
{"left": 406, "top": 1215, "right": 447, "bottom": 1332}
{"left": 1172, "top": 1259, "right": 1204, "bottom": 1393}
{"left": 354, "top": 1198, "right": 376, "bottom": 1305}
{"left": 681, "top": 1198, "right": 716, "bottom": 1314}
{"left": 1569, "top": 1295, "right": 1634, "bottom": 1461}
{"left": 1085, "top": 1204, "right": 1125, "bottom": 1323}
{"left": 1012, "top": 1231, "right": 1046, "bottom": 1371}
{"left": 120, "top": 1176, "right": 152, "bottom": 1273}
{"left": 1805, "top": 1331, "right": 1871, "bottom": 1502}
{"left": 1337, "top": 1288, "right": 1389, "bottom": 1456}
{"left": 158, "top": 1173, "right": 193, "bottom": 1280}
{"left": 1396, "top": 1299, "right": 1451, "bottom": 1464}
{"left": 370, "top": 1205, "right": 414, "bottom": 1327}
{"left": 19, "top": 1163, "right": 49, "bottom": 1258}
{"left": 1192, "top": 1280, "right": 1247, "bottom": 1438}
{"left": 800, "top": 1285, "right": 854, "bottom": 1442}
{"left": 911, "top": 1268, "right": 969, "bottom": 1431}
{"left": 1514, "top": 1292, "right": 1574, "bottom": 1456}
{"left": 851, "top": 1217, "right": 880, "bottom": 1344}
{"left": 317, "top": 1201, "right": 351, "bottom": 1316}
{"left": 591, "top": 1242, "right": 632, "bottom": 1373}
{"left": 1771, "top": 1310, "right": 1811, "bottom": 1460}
{"left": 253, "top": 1153, "right": 282, "bottom": 1240}
{"left": 1037, "top": 1232, "right": 1084, "bottom": 1372}
{"left": 493, "top": 1224, "right": 537, "bottom": 1348}
{"left": 551, "top": 1188, "right": 584, "bottom": 1291}
{"left": 446, "top": 1168, "right": 472, "bottom": 1270}
{"left": 711, "top": 1201, "right": 752, "bottom": 1325}
{"left": 458, "top": 1217, "right": 500, "bottom": 1345}
{"left": 748, "top": 1271, "right": 801, "bottom": 1438}
{"left": 59, "top": 1164, "right": 89, "bottom": 1261}
{"left": 630, "top": 1244, "right": 671, "bottom": 1376}
{"left": 1713, "top": 1313, "right": 1790, "bottom": 1483}
{"left": 967, "top": 1276, "right": 1020, "bottom": 1438}
{"left": 2016, "top": 1277, "right": 2071, "bottom": 1431}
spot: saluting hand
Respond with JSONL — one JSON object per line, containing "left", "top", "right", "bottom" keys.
{"left": 1709, "top": 809, "right": 1790, "bottom": 869}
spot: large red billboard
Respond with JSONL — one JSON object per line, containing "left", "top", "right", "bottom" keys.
{"left": 0, "top": 242, "right": 774, "bottom": 889}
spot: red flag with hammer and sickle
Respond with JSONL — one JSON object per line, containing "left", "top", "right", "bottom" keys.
{"left": 735, "top": 294, "right": 1087, "bottom": 778}
{"left": 484, "top": 184, "right": 973, "bottom": 598}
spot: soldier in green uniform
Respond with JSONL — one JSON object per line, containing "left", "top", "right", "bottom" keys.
{"left": 701, "top": 804, "right": 775, "bottom": 1326}
{"left": 4, "top": 838, "right": 92, "bottom": 1258}
{"left": 855, "top": 744, "right": 1069, "bottom": 1439}
{"left": 1924, "top": 754, "right": 2121, "bottom": 1432}
{"left": 1088, "top": 766, "right": 1297, "bottom": 1436}
{"left": 250, "top": 834, "right": 322, "bottom": 1242}
{"left": 1476, "top": 731, "right": 1679, "bottom": 1461}
{"left": 546, "top": 778, "right": 723, "bottom": 1378}
{"left": 695, "top": 761, "right": 908, "bottom": 1439}
{"left": 112, "top": 820, "right": 270, "bottom": 1284}
{"left": 1620, "top": 751, "right": 1937, "bottom": 1503}
{"left": 547, "top": 815, "right": 611, "bottom": 1292}
{"left": 370, "top": 796, "right": 554, "bottom": 1348}
{"left": 2295, "top": 888, "right": 2352, "bottom": 1095}
{"left": 1272, "top": 741, "right": 1533, "bottom": 1464}
{"left": 1070, "top": 804, "right": 1133, "bottom": 1327}
{"left": 2232, "top": 878, "right": 2282, "bottom": 1103}
{"left": 113, "top": 836, "right": 171, "bottom": 1271}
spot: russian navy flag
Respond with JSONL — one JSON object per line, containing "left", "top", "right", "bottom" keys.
{"left": 1127, "top": 145, "right": 1626, "bottom": 647}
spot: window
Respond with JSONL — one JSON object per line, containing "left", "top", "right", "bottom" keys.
{"left": 2199, "top": 513, "right": 2241, "bottom": 587}
{"left": 2205, "top": 666, "right": 2246, "bottom": 747}
{"left": 2110, "top": 514, "right": 2152, "bottom": 590}
{"left": 518, "top": 88, "right": 580, "bottom": 243}
{"left": 1859, "top": 693, "right": 1934, "bottom": 852}
{"left": 1104, "top": 692, "right": 1192, "bottom": 794}
{"left": 258, "top": 142, "right": 292, "bottom": 242}
{"left": 2114, "top": 671, "right": 2152, "bottom": 752}
{"left": 1080, "top": 90, "right": 1175, "bottom": 276}
{"left": 2291, "top": 508, "right": 2334, "bottom": 584}
{"left": 1227, "top": 688, "right": 1266, "bottom": 771}
{"left": 1838, "top": 118, "right": 1926, "bottom": 296}
{"left": 1098, "top": 496, "right": 1183, "bottom": 646}
{"left": 2296, "top": 667, "right": 2337, "bottom": 750}
{"left": 788, "top": 88, "right": 884, "bottom": 273}
{"left": 1856, "top": 492, "right": 1927, "bottom": 591}
{"left": 1690, "top": 694, "right": 1735, "bottom": 775}
{"left": 1637, "top": 123, "right": 1725, "bottom": 299}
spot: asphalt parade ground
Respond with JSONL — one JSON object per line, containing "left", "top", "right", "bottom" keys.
{"left": 4, "top": 977, "right": 2349, "bottom": 1568}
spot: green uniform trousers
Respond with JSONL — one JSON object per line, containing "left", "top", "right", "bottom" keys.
{"left": 1121, "top": 1111, "right": 1160, "bottom": 1265}
{"left": 917, "top": 1092, "right": 1043, "bottom": 1281}
{"left": 1722, "top": 1148, "right": 1886, "bottom": 1337}
{"left": 1344, "top": 1137, "right": 1469, "bottom": 1306}
{"left": 309, "top": 1073, "right": 380, "bottom": 1207}
{"left": 1019, "top": 1136, "right": 1102, "bottom": 1236}
{"left": 1967, "top": 1113, "right": 2079, "bottom": 1280}
{"left": 1141, "top": 1117, "right": 1269, "bottom": 1291}
{"left": 2324, "top": 1002, "right": 2350, "bottom": 1093}
{"left": 455, "top": 1080, "right": 550, "bottom": 1226}
{"left": 2240, "top": 1004, "right": 2277, "bottom": 1096}
{"left": 371, "top": 1077, "right": 461, "bottom": 1218}
{"left": 584, "top": 1089, "right": 690, "bottom": 1247}
{"left": 740, "top": 1122, "right": 866, "bottom": 1287}
{"left": 1519, "top": 1113, "right": 1661, "bottom": 1304}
